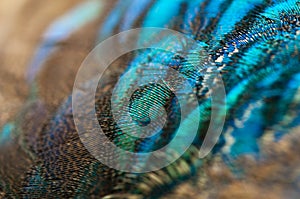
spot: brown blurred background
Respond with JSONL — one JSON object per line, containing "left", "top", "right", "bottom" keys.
{"left": 0, "top": 0, "right": 115, "bottom": 127}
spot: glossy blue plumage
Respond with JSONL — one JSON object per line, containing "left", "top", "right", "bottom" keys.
{"left": 1, "top": 0, "right": 300, "bottom": 198}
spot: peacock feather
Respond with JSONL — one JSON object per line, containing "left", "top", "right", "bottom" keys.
{"left": 0, "top": 0, "right": 300, "bottom": 198}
